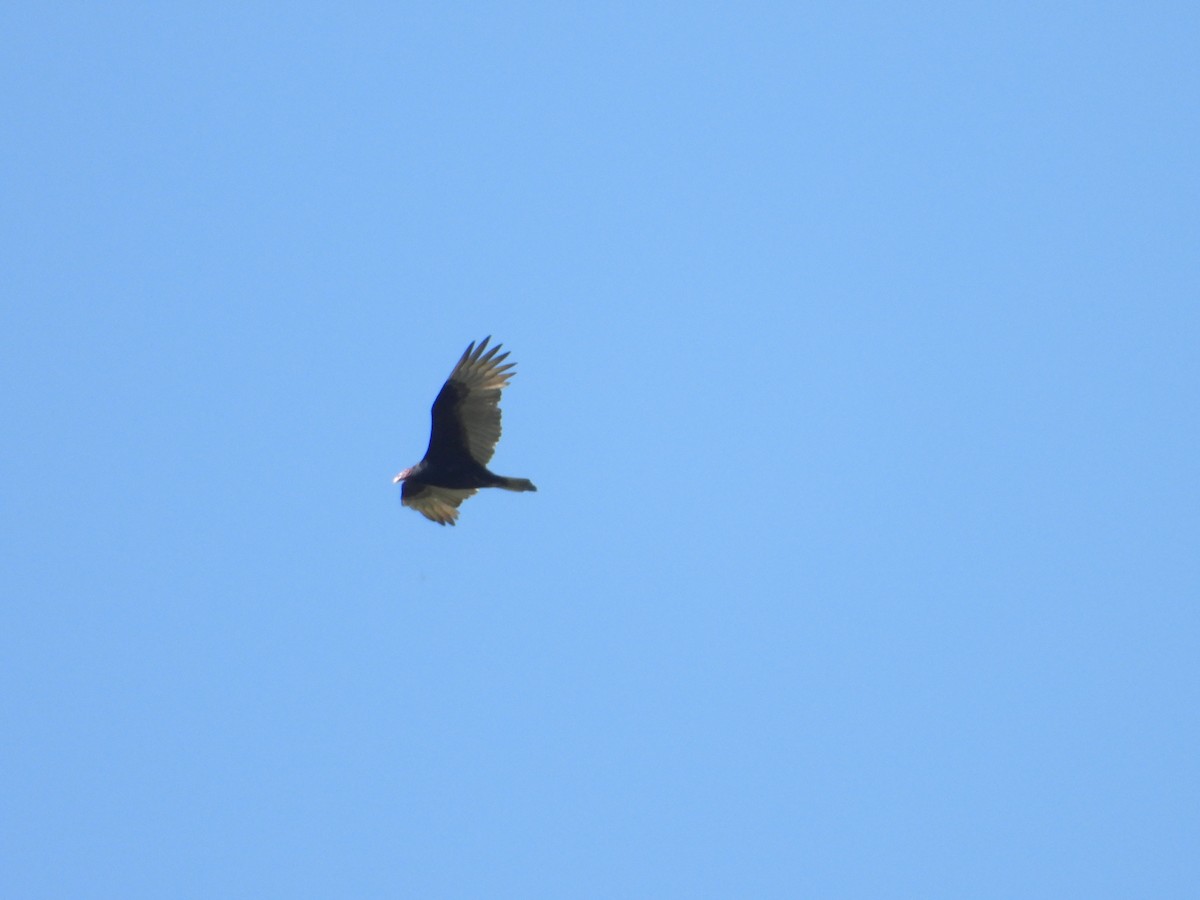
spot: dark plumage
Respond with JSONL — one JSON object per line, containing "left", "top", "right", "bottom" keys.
{"left": 393, "top": 337, "right": 536, "bottom": 525}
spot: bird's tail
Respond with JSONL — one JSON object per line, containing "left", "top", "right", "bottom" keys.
{"left": 496, "top": 476, "right": 537, "bottom": 492}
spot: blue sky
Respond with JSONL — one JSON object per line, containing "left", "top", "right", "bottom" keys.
{"left": 3, "top": 3, "right": 1197, "bottom": 896}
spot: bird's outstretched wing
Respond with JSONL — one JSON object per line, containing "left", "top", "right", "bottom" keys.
{"left": 424, "top": 336, "right": 516, "bottom": 466}
{"left": 401, "top": 482, "right": 477, "bottom": 526}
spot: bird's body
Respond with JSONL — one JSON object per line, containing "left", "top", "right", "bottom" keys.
{"left": 394, "top": 337, "right": 536, "bottom": 525}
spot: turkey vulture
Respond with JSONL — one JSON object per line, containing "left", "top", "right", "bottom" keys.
{"left": 393, "top": 337, "right": 537, "bottom": 525}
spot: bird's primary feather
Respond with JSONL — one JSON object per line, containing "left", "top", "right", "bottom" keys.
{"left": 399, "top": 484, "right": 478, "bottom": 526}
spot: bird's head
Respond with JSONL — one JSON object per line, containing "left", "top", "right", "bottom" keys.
{"left": 392, "top": 467, "right": 413, "bottom": 484}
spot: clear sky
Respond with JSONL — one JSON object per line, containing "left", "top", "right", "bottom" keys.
{"left": 3, "top": 3, "right": 1197, "bottom": 897}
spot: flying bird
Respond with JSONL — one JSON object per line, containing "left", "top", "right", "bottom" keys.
{"left": 393, "top": 337, "right": 536, "bottom": 525}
